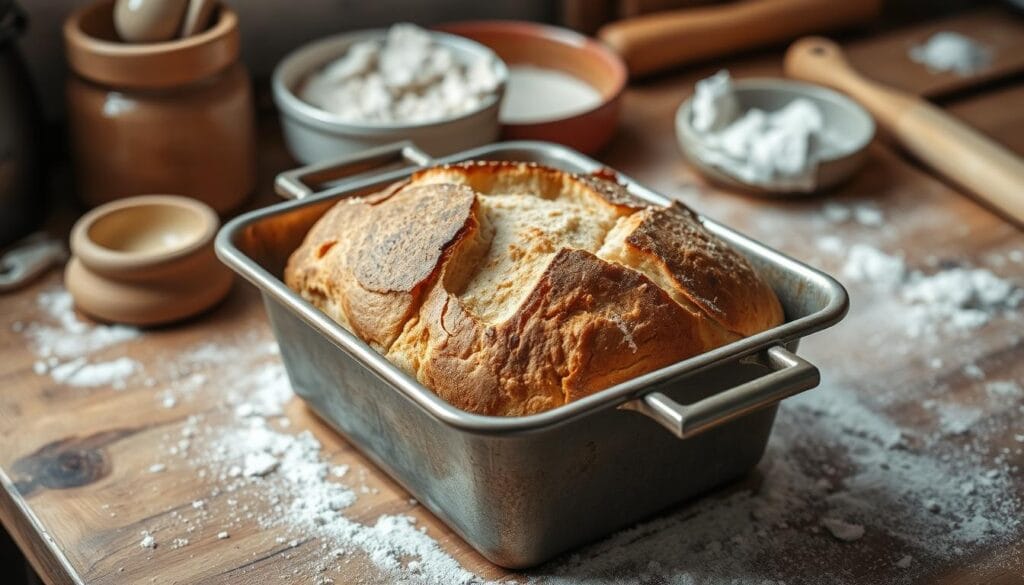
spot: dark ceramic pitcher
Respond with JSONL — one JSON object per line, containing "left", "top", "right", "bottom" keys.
{"left": 0, "top": 0, "right": 44, "bottom": 248}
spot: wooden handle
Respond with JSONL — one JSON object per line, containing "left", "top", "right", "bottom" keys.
{"left": 785, "top": 37, "right": 1024, "bottom": 225}
{"left": 598, "top": 0, "right": 880, "bottom": 77}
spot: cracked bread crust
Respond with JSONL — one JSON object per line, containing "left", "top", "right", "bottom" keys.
{"left": 285, "top": 161, "right": 784, "bottom": 416}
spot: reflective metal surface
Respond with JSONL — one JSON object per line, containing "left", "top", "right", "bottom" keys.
{"left": 216, "top": 141, "right": 849, "bottom": 568}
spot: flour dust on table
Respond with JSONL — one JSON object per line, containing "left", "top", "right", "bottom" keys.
{"left": 11, "top": 277, "right": 1024, "bottom": 583}
{"left": 19, "top": 288, "right": 141, "bottom": 388}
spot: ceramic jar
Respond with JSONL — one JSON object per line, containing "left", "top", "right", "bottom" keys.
{"left": 0, "top": 0, "right": 45, "bottom": 247}
{"left": 63, "top": 0, "right": 256, "bottom": 214}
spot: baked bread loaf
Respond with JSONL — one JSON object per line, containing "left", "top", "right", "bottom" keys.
{"left": 285, "top": 162, "right": 783, "bottom": 416}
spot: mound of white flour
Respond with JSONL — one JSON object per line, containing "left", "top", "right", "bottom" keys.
{"left": 909, "top": 31, "right": 992, "bottom": 76}
{"left": 301, "top": 23, "right": 501, "bottom": 124}
{"left": 841, "top": 243, "right": 1022, "bottom": 337}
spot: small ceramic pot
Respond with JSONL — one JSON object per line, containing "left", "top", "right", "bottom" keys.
{"left": 66, "top": 195, "right": 233, "bottom": 325}
{"left": 64, "top": 0, "right": 256, "bottom": 214}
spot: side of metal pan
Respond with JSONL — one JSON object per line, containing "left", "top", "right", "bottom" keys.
{"left": 216, "top": 140, "right": 849, "bottom": 567}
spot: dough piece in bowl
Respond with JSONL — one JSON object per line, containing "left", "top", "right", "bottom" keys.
{"left": 285, "top": 161, "right": 783, "bottom": 416}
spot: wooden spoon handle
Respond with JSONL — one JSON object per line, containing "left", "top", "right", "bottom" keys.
{"left": 785, "top": 37, "right": 1024, "bottom": 224}
{"left": 598, "top": 0, "right": 881, "bottom": 77}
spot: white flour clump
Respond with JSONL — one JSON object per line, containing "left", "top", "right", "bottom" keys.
{"left": 687, "top": 70, "right": 850, "bottom": 192}
{"left": 909, "top": 31, "right": 992, "bottom": 75}
{"left": 27, "top": 288, "right": 138, "bottom": 358}
{"left": 839, "top": 245, "right": 1021, "bottom": 337}
{"left": 823, "top": 202, "right": 885, "bottom": 227}
{"left": 26, "top": 288, "right": 141, "bottom": 388}
{"left": 901, "top": 266, "right": 1022, "bottom": 337}
{"left": 301, "top": 23, "right": 501, "bottom": 124}
{"left": 842, "top": 243, "right": 906, "bottom": 289}
{"left": 48, "top": 356, "right": 139, "bottom": 388}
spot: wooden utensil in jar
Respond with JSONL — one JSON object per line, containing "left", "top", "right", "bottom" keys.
{"left": 113, "top": 0, "right": 189, "bottom": 43}
{"left": 180, "top": 0, "right": 216, "bottom": 37}
{"left": 598, "top": 0, "right": 881, "bottom": 77}
{"left": 785, "top": 37, "right": 1024, "bottom": 225}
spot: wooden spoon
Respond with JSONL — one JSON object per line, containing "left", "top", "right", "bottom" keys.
{"left": 114, "top": 0, "right": 189, "bottom": 43}
{"left": 180, "top": 0, "right": 217, "bottom": 37}
{"left": 785, "top": 36, "right": 1024, "bottom": 225}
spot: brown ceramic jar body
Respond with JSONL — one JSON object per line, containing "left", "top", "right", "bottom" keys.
{"left": 64, "top": 0, "right": 256, "bottom": 214}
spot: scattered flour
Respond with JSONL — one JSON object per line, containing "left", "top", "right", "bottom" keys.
{"left": 47, "top": 356, "right": 139, "bottom": 388}
{"left": 840, "top": 244, "right": 1021, "bottom": 337}
{"left": 24, "top": 288, "right": 140, "bottom": 388}
{"left": 823, "top": 202, "right": 885, "bottom": 227}
{"left": 688, "top": 70, "right": 851, "bottom": 192}
{"left": 27, "top": 288, "right": 138, "bottom": 359}
{"left": 13, "top": 284, "right": 1023, "bottom": 583}
{"left": 986, "top": 380, "right": 1023, "bottom": 399}
{"left": 300, "top": 23, "right": 501, "bottom": 124}
{"left": 139, "top": 532, "right": 156, "bottom": 549}
{"left": 841, "top": 243, "right": 906, "bottom": 288}
{"left": 909, "top": 31, "right": 992, "bottom": 76}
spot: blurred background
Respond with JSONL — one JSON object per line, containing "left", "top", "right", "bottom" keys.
{"left": 17, "top": 0, "right": 987, "bottom": 120}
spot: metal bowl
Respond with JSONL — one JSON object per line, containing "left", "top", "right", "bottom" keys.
{"left": 676, "top": 78, "right": 875, "bottom": 196}
{"left": 272, "top": 29, "right": 508, "bottom": 164}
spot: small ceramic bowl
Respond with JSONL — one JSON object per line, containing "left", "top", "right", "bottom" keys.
{"left": 272, "top": 29, "right": 507, "bottom": 164}
{"left": 675, "top": 78, "right": 875, "bottom": 196}
{"left": 65, "top": 195, "right": 233, "bottom": 325}
{"left": 438, "top": 21, "right": 627, "bottom": 155}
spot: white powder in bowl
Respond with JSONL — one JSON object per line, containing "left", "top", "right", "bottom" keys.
{"left": 300, "top": 23, "right": 501, "bottom": 125}
{"left": 909, "top": 31, "right": 992, "bottom": 76}
{"left": 500, "top": 65, "right": 602, "bottom": 124}
{"left": 686, "top": 71, "right": 851, "bottom": 192}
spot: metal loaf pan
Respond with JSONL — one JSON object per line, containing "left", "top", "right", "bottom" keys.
{"left": 216, "top": 141, "right": 849, "bottom": 568}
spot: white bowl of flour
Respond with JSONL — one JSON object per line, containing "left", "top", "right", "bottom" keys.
{"left": 273, "top": 24, "right": 507, "bottom": 163}
{"left": 676, "top": 72, "right": 874, "bottom": 195}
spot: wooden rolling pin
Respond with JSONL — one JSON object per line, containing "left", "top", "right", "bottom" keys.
{"left": 598, "top": 0, "right": 881, "bottom": 77}
{"left": 785, "top": 37, "right": 1024, "bottom": 225}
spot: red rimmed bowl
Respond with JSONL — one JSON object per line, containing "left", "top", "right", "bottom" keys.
{"left": 438, "top": 20, "right": 627, "bottom": 155}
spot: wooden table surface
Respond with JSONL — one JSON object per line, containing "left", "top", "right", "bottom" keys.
{"left": 2, "top": 9, "right": 1023, "bottom": 585}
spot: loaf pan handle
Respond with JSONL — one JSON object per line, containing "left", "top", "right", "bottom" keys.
{"left": 275, "top": 141, "right": 434, "bottom": 200}
{"left": 622, "top": 346, "right": 818, "bottom": 439}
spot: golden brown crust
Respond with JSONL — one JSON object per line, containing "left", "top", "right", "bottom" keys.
{"left": 623, "top": 203, "right": 784, "bottom": 336}
{"left": 284, "top": 182, "right": 477, "bottom": 349}
{"left": 285, "top": 161, "right": 784, "bottom": 416}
